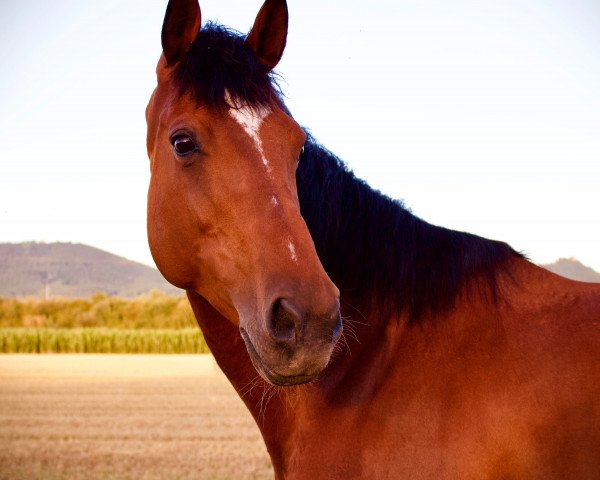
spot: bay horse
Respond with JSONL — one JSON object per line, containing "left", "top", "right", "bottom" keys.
{"left": 145, "top": 0, "right": 600, "bottom": 478}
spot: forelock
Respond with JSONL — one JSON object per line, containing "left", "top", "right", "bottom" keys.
{"left": 173, "top": 22, "right": 282, "bottom": 109}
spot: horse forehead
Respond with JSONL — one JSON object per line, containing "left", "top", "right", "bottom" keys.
{"left": 224, "top": 91, "right": 273, "bottom": 174}
{"left": 228, "top": 103, "right": 270, "bottom": 134}
{"left": 225, "top": 93, "right": 271, "bottom": 139}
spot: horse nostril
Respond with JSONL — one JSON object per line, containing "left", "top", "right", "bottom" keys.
{"left": 269, "top": 298, "right": 302, "bottom": 343}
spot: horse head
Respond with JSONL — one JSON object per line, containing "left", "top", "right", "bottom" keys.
{"left": 146, "top": 0, "right": 342, "bottom": 386}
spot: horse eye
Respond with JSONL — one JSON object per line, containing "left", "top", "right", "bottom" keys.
{"left": 172, "top": 135, "right": 198, "bottom": 157}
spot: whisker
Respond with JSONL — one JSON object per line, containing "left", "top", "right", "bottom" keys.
{"left": 342, "top": 301, "right": 369, "bottom": 323}
{"left": 239, "top": 374, "right": 264, "bottom": 399}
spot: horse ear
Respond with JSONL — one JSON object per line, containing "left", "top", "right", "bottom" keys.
{"left": 246, "top": 0, "right": 288, "bottom": 69}
{"left": 161, "top": 0, "right": 201, "bottom": 65}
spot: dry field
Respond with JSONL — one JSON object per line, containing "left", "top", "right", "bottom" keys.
{"left": 0, "top": 355, "right": 273, "bottom": 480}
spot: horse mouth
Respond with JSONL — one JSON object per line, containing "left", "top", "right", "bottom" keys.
{"left": 239, "top": 328, "right": 321, "bottom": 386}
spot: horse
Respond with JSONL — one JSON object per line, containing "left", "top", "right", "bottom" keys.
{"left": 145, "top": 0, "right": 600, "bottom": 478}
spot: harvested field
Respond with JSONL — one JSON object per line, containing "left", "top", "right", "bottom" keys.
{"left": 0, "top": 355, "right": 272, "bottom": 480}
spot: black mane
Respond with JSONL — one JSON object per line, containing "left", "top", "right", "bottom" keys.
{"left": 297, "top": 138, "right": 520, "bottom": 321}
{"left": 176, "top": 23, "right": 520, "bottom": 322}
{"left": 174, "top": 23, "right": 280, "bottom": 108}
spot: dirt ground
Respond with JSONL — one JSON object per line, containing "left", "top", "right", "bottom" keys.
{"left": 0, "top": 355, "right": 273, "bottom": 480}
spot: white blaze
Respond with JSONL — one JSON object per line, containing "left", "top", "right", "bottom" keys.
{"left": 288, "top": 239, "right": 298, "bottom": 263}
{"left": 225, "top": 91, "right": 271, "bottom": 174}
{"left": 225, "top": 92, "right": 298, "bottom": 265}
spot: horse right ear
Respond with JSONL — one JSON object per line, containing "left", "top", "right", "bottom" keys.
{"left": 161, "top": 0, "right": 201, "bottom": 66}
{"left": 246, "top": 0, "right": 288, "bottom": 70}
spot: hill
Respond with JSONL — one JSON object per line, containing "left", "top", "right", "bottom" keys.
{"left": 542, "top": 257, "right": 600, "bottom": 283}
{"left": 1, "top": 243, "right": 597, "bottom": 299}
{"left": 0, "top": 242, "right": 181, "bottom": 298}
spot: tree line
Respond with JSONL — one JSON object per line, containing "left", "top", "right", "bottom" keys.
{"left": 0, "top": 290, "right": 197, "bottom": 329}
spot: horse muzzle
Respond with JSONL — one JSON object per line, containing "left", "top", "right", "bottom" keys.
{"left": 239, "top": 296, "right": 342, "bottom": 386}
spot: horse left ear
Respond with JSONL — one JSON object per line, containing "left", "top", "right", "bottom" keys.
{"left": 161, "top": 0, "right": 201, "bottom": 66}
{"left": 246, "top": 0, "right": 288, "bottom": 70}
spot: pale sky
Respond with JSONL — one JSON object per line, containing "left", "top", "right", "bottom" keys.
{"left": 1, "top": 0, "right": 599, "bottom": 271}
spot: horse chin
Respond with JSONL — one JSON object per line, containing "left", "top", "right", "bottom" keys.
{"left": 239, "top": 328, "right": 328, "bottom": 387}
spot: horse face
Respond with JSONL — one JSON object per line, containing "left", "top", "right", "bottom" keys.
{"left": 146, "top": 0, "right": 341, "bottom": 386}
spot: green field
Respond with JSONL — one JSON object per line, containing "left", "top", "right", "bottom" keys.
{"left": 0, "top": 293, "right": 213, "bottom": 354}
{"left": 0, "top": 327, "right": 209, "bottom": 354}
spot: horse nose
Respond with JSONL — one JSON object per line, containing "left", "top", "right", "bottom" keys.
{"left": 268, "top": 298, "right": 342, "bottom": 345}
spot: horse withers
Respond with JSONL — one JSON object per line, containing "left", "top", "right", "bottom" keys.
{"left": 145, "top": 0, "right": 600, "bottom": 478}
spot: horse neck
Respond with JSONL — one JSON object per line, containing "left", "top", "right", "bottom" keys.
{"left": 185, "top": 290, "right": 291, "bottom": 464}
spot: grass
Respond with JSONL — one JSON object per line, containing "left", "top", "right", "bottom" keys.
{"left": 0, "top": 328, "right": 209, "bottom": 354}
{"left": 0, "top": 292, "right": 212, "bottom": 354}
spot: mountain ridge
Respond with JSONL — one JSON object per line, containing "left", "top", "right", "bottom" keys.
{"left": 0, "top": 242, "right": 598, "bottom": 298}
{"left": 0, "top": 242, "right": 181, "bottom": 298}
{"left": 543, "top": 257, "right": 600, "bottom": 283}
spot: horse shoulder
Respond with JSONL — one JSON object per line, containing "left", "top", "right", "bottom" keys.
{"left": 351, "top": 258, "right": 600, "bottom": 478}
{"left": 476, "top": 258, "right": 600, "bottom": 477}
